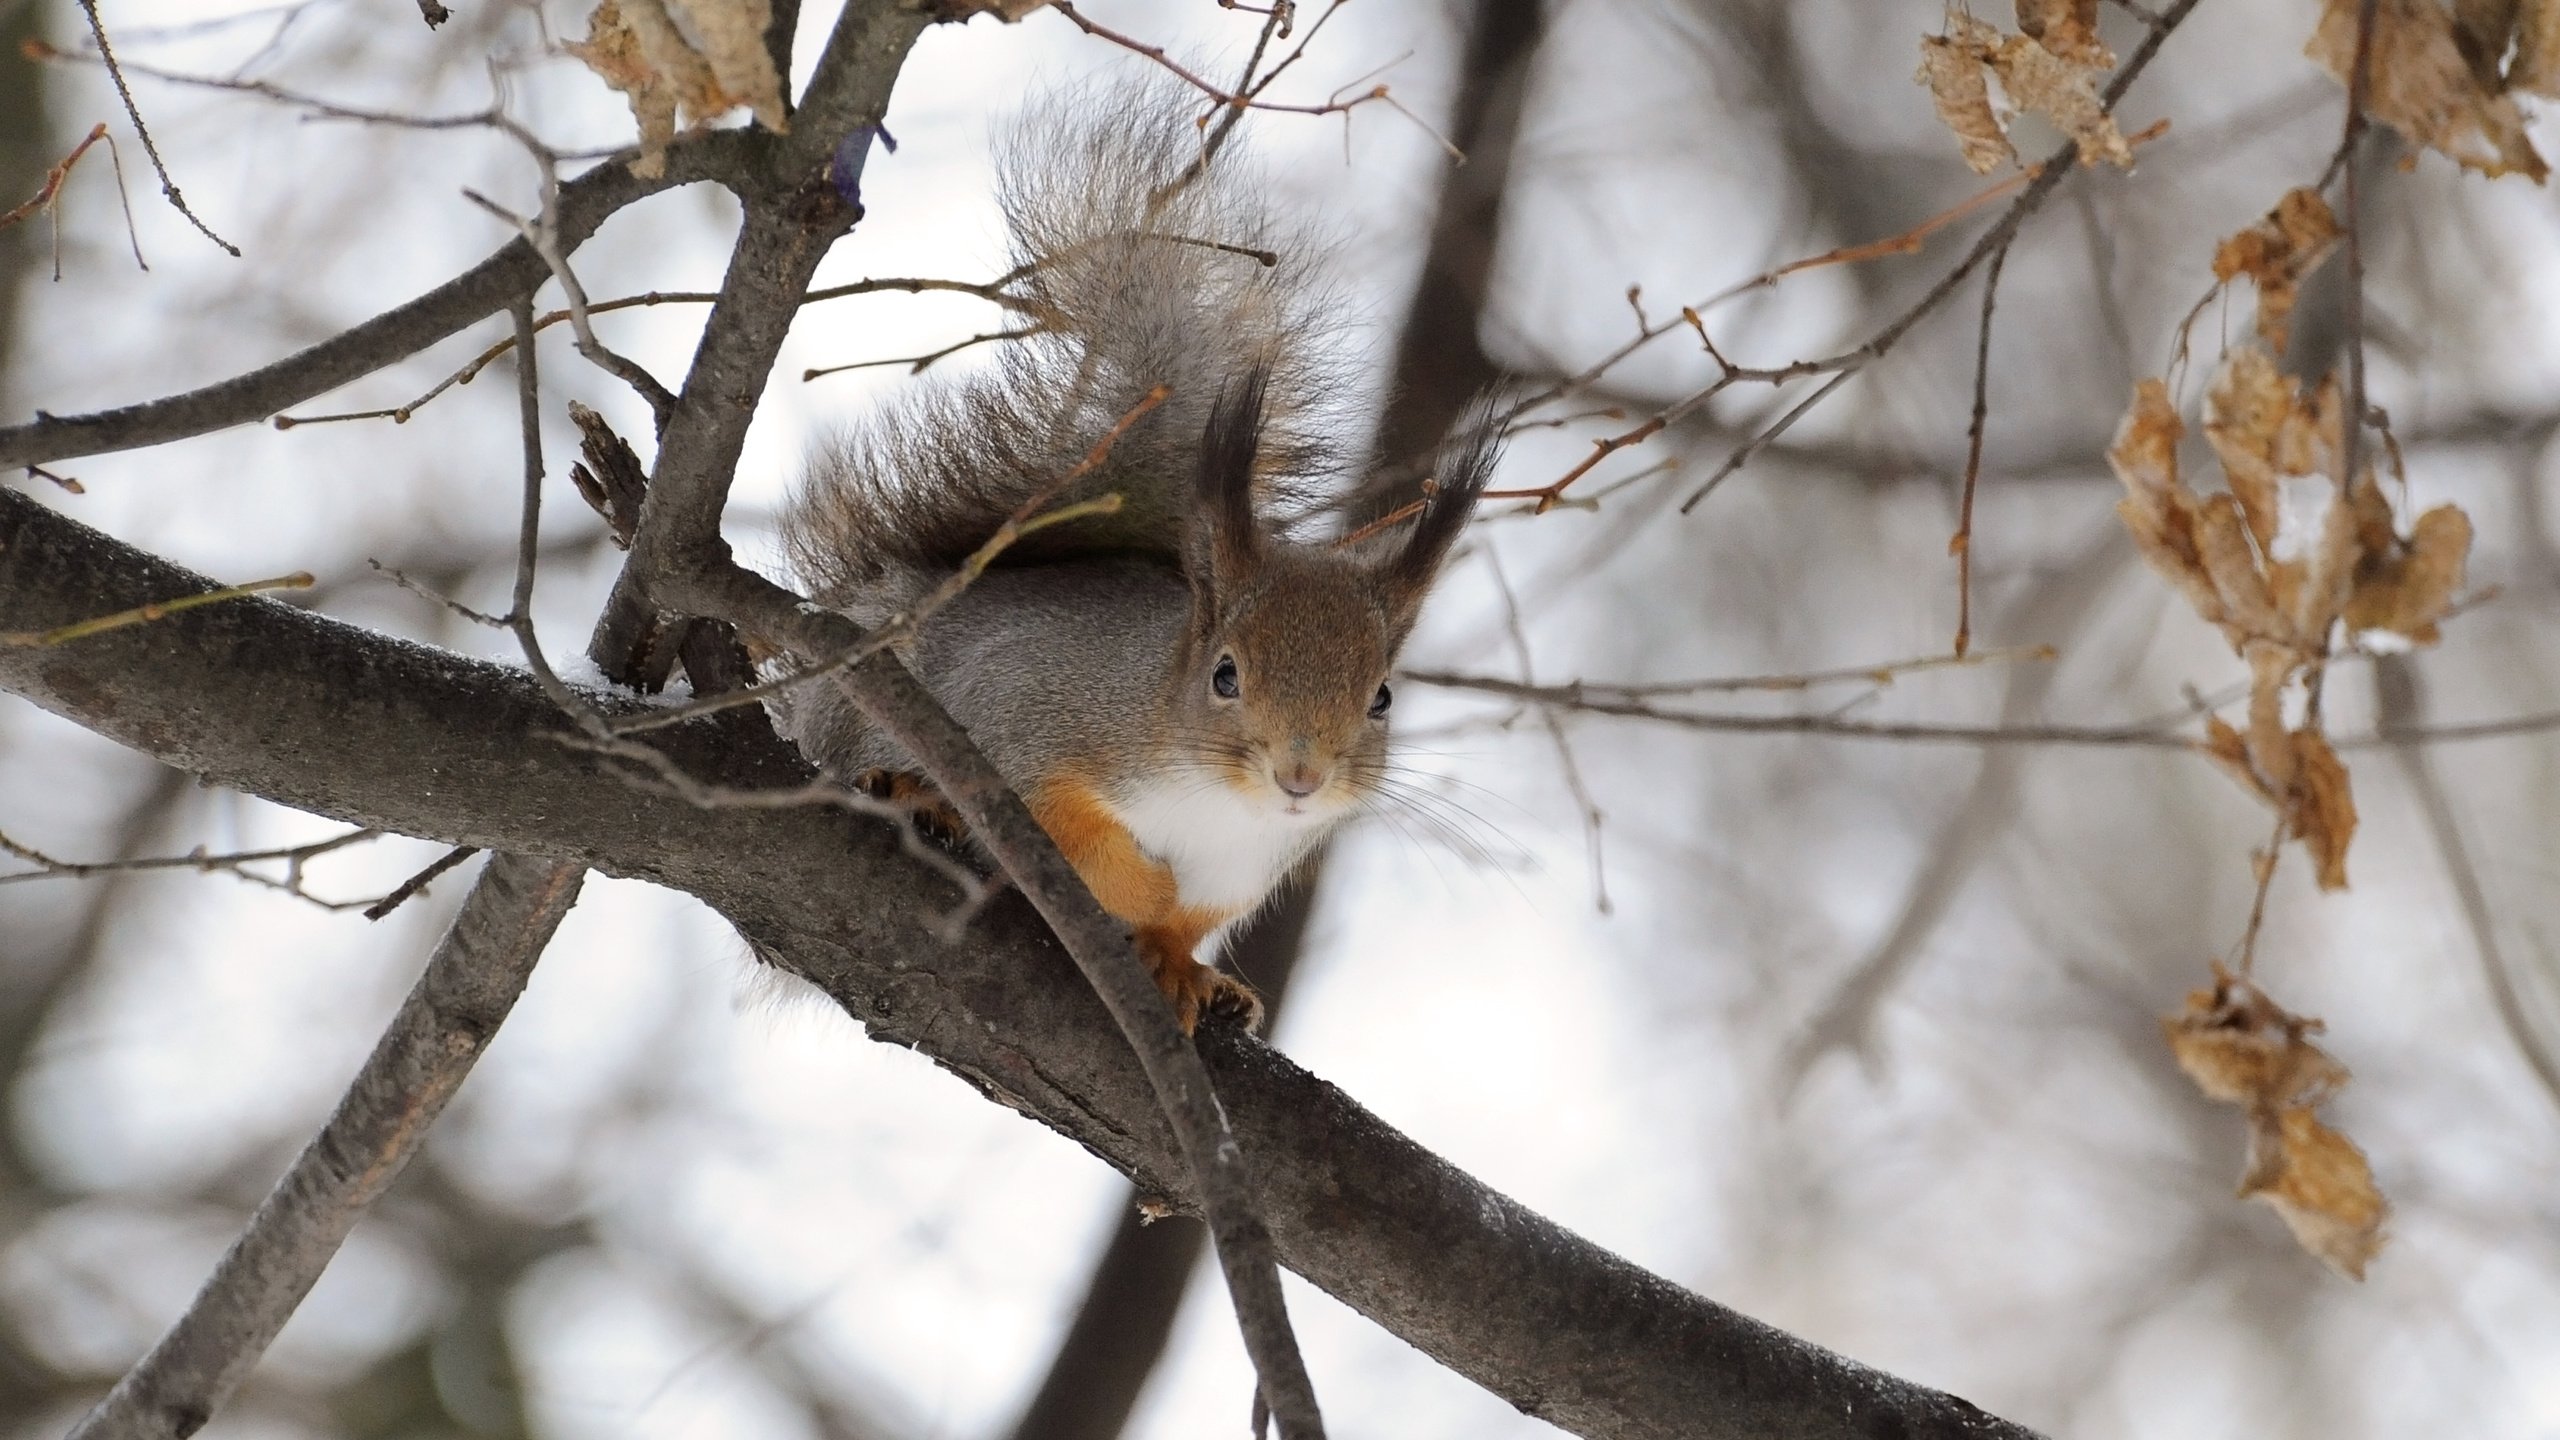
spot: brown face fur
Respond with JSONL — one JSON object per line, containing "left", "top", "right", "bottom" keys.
{"left": 1172, "top": 369, "right": 1493, "bottom": 812}
{"left": 1170, "top": 544, "right": 1412, "bottom": 810}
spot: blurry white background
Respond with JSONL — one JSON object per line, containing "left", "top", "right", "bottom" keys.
{"left": 3, "top": 1, "right": 2559, "bottom": 1437}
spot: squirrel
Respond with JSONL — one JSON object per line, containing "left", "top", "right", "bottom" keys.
{"left": 773, "top": 82, "right": 1498, "bottom": 1034}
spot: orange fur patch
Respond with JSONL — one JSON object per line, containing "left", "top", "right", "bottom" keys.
{"left": 1028, "top": 775, "right": 1254, "bottom": 1031}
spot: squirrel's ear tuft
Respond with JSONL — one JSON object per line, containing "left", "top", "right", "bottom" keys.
{"left": 1380, "top": 402, "right": 1500, "bottom": 602}
{"left": 1192, "top": 366, "right": 1269, "bottom": 576}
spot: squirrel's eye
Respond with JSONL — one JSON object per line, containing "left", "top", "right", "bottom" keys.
{"left": 1212, "top": 656, "right": 1240, "bottom": 699}
{"left": 1369, "top": 683, "right": 1392, "bottom": 718}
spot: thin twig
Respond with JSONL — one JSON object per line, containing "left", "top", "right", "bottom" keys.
{"left": 0, "top": 571, "right": 312, "bottom": 646}
{"left": 63, "top": 856, "right": 583, "bottom": 1440}
{"left": 26, "top": 40, "right": 502, "bottom": 132}
{"left": 1484, "top": 548, "right": 1609, "bottom": 913}
{"left": 361, "top": 844, "right": 478, "bottom": 921}
{"left": 1951, "top": 244, "right": 2009, "bottom": 658}
{"left": 2229, "top": 806, "right": 2291, "bottom": 977}
{"left": 1426, "top": 644, "right": 2056, "bottom": 701}
{"left": 610, "top": 389, "right": 1168, "bottom": 737}
{"left": 1649, "top": 10, "right": 2205, "bottom": 513}
{"left": 803, "top": 325, "right": 1044, "bottom": 381}
{"left": 1050, "top": 0, "right": 1416, "bottom": 136}
{"left": 73, "top": 0, "right": 239, "bottom": 256}
{"left": 498, "top": 299, "right": 615, "bottom": 737}
{"left": 0, "top": 122, "right": 149, "bottom": 280}
{"left": 2337, "top": 0, "right": 2379, "bottom": 508}
{"left": 467, "top": 189, "right": 677, "bottom": 429}
{"left": 1489, "top": 118, "right": 2171, "bottom": 509}
{"left": 0, "top": 825, "right": 395, "bottom": 912}
{"left": 274, "top": 277, "right": 1031, "bottom": 430}
{"left": 367, "top": 560, "right": 507, "bottom": 628}
{"left": 1403, "top": 669, "right": 2560, "bottom": 751}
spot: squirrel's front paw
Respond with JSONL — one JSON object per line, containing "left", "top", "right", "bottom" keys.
{"left": 850, "top": 768, "right": 968, "bottom": 842}
{"left": 1140, "top": 944, "right": 1265, "bottom": 1036}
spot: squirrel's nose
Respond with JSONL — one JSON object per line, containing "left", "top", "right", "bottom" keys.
{"left": 1274, "top": 762, "right": 1326, "bottom": 798}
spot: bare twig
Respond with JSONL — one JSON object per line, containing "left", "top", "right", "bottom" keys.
{"left": 1456, "top": 645, "right": 2057, "bottom": 700}
{"left": 2228, "top": 805, "right": 2292, "bottom": 977}
{"left": 0, "top": 824, "right": 390, "bottom": 911}
{"left": 609, "top": 388, "right": 1167, "bottom": 737}
{"left": 1488, "top": 119, "right": 2171, "bottom": 509}
{"left": 0, "top": 127, "right": 753, "bottom": 469}
{"left": 73, "top": 0, "right": 239, "bottom": 256}
{"left": 467, "top": 189, "right": 678, "bottom": 429}
{"left": 1951, "top": 244, "right": 2009, "bottom": 658}
{"left": 1049, "top": 0, "right": 1433, "bottom": 150}
{"left": 0, "top": 121, "right": 147, "bottom": 277}
{"left": 1404, "top": 669, "right": 2560, "bottom": 752}
{"left": 2336, "top": 0, "right": 2379, "bottom": 506}
{"left": 0, "top": 571, "right": 312, "bottom": 646}
{"left": 26, "top": 40, "right": 505, "bottom": 133}
{"left": 361, "top": 843, "right": 478, "bottom": 921}
{"left": 63, "top": 855, "right": 583, "bottom": 1440}
{"left": 803, "top": 324, "right": 1045, "bottom": 381}
{"left": 497, "top": 299, "right": 615, "bottom": 736}
{"left": 276, "top": 276, "right": 1031, "bottom": 430}
{"left": 1651, "top": 9, "right": 2207, "bottom": 513}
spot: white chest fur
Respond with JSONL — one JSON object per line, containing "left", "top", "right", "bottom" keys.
{"left": 1110, "top": 768, "right": 1339, "bottom": 916}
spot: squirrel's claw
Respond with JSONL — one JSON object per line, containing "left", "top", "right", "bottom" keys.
{"left": 1141, "top": 940, "right": 1265, "bottom": 1036}
{"left": 851, "top": 768, "right": 968, "bottom": 843}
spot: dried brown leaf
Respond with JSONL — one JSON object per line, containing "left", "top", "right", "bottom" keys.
{"left": 566, "top": 1, "right": 680, "bottom": 179}
{"left": 2290, "top": 728, "right": 2356, "bottom": 890}
{"left": 2109, "top": 378, "right": 2185, "bottom": 498}
{"left": 2016, "top": 0, "right": 2114, "bottom": 68}
{"left": 2344, "top": 501, "right": 2475, "bottom": 641}
{"left": 2163, "top": 971, "right": 2348, "bottom": 1111}
{"left": 1920, "top": 18, "right": 2019, "bottom": 173}
{"left": 2454, "top": 0, "right": 2522, "bottom": 81}
{"left": 2310, "top": 0, "right": 2549, "bottom": 179}
{"left": 2518, "top": 0, "right": 2560, "bottom": 95}
{"left": 2243, "top": 641, "right": 2299, "bottom": 792}
{"left": 2212, "top": 188, "right": 2343, "bottom": 353}
{"left": 2202, "top": 714, "right": 2274, "bottom": 804}
{"left": 2109, "top": 381, "right": 2232, "bottom": 628}
{"left": 1987, "top": 24, "right": 2134, "bottom": 166}
{"left": 2163, "top": 972, "right": 2388, "bottom": 1279}
{"left": 569, "top": 0, "right": 785, "bottom": 179}
{"left": 2204, "top": 347, "right": 2296, "bottom": 553}
{"left": 2198, "top": 497, "right": 2285, "bottom": 643}
{"left": 665, "top": 0, "right": 786, "bottom": 131}
{"left": 2244, "top": 1106, "right": 2391, "bottom": 1279}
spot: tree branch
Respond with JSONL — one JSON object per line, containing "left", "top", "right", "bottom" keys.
{"left": 63, "top": 853, "right": 584, "bottom": 1440}
{"left": 0, "top": 485, "right": 2045, "bottom": 1440}
{"left": 0, "top": 129, "right": 759, "bottom": 469}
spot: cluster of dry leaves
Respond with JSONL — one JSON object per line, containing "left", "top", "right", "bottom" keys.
{"left": 2163, "top": 968, "right": 2390, "bottom": 1278}
{"left": 2307, "top": 0, "right": 2560, "bottom": 179}
{"left": 567, "top": 0, "right": 787, "bottom": 178}
{"left": 1917, "top": 0, "right": 2132, "bottom": 172}
{"left": 1911, "top": 0, "right": 2560, "bottom": 1278}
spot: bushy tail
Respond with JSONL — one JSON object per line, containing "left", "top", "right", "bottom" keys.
{"left": 784, "top": 82, "right": 1344, "bottom": 603}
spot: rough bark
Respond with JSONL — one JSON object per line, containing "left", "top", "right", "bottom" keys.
{"left": 0, "top": 489, "right": 2044, "bottom": 1440}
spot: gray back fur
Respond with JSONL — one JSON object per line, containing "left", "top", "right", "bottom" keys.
{"left": 781, "top": 81, "right": 1349, "bottom": 603}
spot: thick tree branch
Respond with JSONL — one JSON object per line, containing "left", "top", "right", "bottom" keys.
{"left": 64, "top": 852, "right": 584, "bottom": 1440}
{"left": 593, "top": 2, "right": 1328, "bottom": 1427}
{"left": 0, "top": 129, "right": 758, "bottom": 469}
{"left": 0, "top": 490, "right": 2044, "bottom": 1440}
